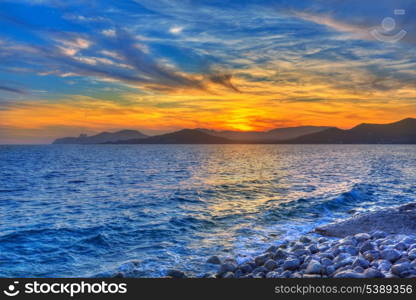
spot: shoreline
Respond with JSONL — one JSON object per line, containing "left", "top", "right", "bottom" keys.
{"left": 167, "top": 203, "right": 416, "bottom": 278}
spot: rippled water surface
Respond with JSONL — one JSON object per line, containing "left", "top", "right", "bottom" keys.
{"left": 1, "top": 145, "right": 415, "bottom": 277}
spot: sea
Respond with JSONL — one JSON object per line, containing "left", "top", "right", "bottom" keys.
{"left": 0, "top": 144, "right": 415, "bottom": 277}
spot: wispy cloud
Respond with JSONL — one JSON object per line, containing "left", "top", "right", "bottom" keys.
{"left": 1, "top": 0, "right": 416, "bottom": 142}
{"left": 0, "top": 85, "right": 27, "bottom": 94}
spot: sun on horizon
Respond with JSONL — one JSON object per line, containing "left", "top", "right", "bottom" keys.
{"left": 1, "top": 1, "right": 415, "bottom": 144}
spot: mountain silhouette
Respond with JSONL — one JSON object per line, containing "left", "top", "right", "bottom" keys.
{"left": 285, "top": 118, "right": 416, "bottom": 144}
{"left": 198, "top": 126, "right": 330, "bottom": 142}
{"left": 53, "top": 130, "right": 148, "bottom": 144}
{"left": 52, "top": 118, "right": 416, "bottom": 145}
{"left": 114, "top": 129, "right": 232, "bottom": 144}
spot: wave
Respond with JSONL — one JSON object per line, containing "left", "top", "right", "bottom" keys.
{"left": 264, "top": 183, "right": 375, "bottom": 220}
{"left": 169, "top": 216, "right": 216, "bottom": 230}
{"left": 0, "top": 226, "right": 103, "bottom": 243}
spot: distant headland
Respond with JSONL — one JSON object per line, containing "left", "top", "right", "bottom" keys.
{"left": 52, "top": 118, "right": 416, "bottom": 145}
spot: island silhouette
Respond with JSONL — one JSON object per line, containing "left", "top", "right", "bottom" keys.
{"left": 52, "top": 118, "right": 416, "bottom": 144}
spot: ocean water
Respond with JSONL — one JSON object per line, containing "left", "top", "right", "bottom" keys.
{"left": 0, "top": 144, "right": 415, "bottom": 277}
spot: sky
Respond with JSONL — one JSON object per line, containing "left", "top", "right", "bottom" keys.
{"left": 0, "top": 0, "right": 415, "bottom": 143}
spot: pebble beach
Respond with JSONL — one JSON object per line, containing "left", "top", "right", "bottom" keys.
{"left": 167, "top": 203, "right": 416, "bottom": 279}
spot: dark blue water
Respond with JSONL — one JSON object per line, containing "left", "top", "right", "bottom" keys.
{"left": 0, "top": 145, "right": 415, "bottom": 277}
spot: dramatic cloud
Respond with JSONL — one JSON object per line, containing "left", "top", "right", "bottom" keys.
{"left": 0, "top": 0, "right": 415, "bottom": 143}
{"left": 0, "top": 86, "right": 27, "bottom": 94}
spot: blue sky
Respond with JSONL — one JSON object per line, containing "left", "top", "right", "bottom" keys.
{"left": 1, "top": 0, "right": 415, "bottom": 143}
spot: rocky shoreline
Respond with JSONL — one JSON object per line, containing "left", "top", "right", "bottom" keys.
{"left": 167, "top": 203, "right": 416, "bottom": 278}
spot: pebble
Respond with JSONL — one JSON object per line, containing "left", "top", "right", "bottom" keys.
{"left": 363, "top": 268, "right": 385, "bottom": 278}
{"left": 334, "top": 271, "right": 365, "bottom": 278}
{"left": 254, "top": 254, "right": 269, "bottom": 266}
{"left": 239, "top": 263, "right": 253, "bottom": 274}
{"left": 359, "top": 241, "right": 375, "bottom": 253}
{"left": 352, "top": 257, "right": 370, "bottom": 269}
{"left": 354, "top": 233, "right": 371, "bottom": 242}
{"left": 273, "top": 250, "right": 288, "bottom": 260}
{"left": 207, "top": 256, "right": 221, "bottom": 265}
{"left": 305, "top": 260, "right": 322, "bottom": 274}
{"left": 264, "top": 259, "right": 279, "bottom": 271}
{"left": 167, "top": 269, "right": 187, "bottom": 278}
{"left": 391, "top": 262, "right": 411, "bottom": 277}
{"left": 408, "top": 249, "right": 416, "bottom": 260}
{"left": 209, "top": 233, "right": 416, "bottom": 279}
{"left": 380, "top": 249, "right": 401, "bottom": 262}
{"left": 223, "top": 272, "right": 235, "bottom": 279}
{"left": 282, "top": 259, "right": 300, "bottom": 271}
{"left": 371, "top": 231, "right": 387, "bottom": 239}
{"left": 218, "top": 262, "right": 237, "bottom": 275}
{"left": 300, "top": 236, "right": 312, "bottom": 243}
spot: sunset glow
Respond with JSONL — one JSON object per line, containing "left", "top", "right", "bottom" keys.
{"left": 1, "top": 0, "right": 415, "bottom": 143}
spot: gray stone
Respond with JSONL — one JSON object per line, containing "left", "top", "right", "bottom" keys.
{"left": 254, "top": 254, "right": 269, "bottom": 266}
{"left": 341, "top": 245, "right": 359, "bottom": 256}
{"left": 167, "top": 269, "right": 187, "bottom": 278}
{"left": 330, "top": 248, "right": 342, "bottom": 257}
{"left": 201, "top": 273, "right": 216, "bottom": 278}
{"left": 218, "top": 262, "right": 237, "bottom": 275}
{"left": 282, "top": 259, "right": 300, "bottom": 271}
{"left": 300, "top": 236, "right": 312, "bottom": 243}
{"left": 325, "top": 265, "right": 336, "bottom": 276}
{"left": 273, "top": 250, "right": 288, "bottom": 260}
{"left": 308, "top": 244, "right": 319, "bottom": 254}
{"left": 408, "top": 249, "right": 416, "bottom": 260}
{"left": 355, "top": 233, "right": 371, "bottom": 242}
{"left": 391, "top": 262, "right": 411, "bottom": 277}
{"left": 281, "top": 270, "right": 293, "bottom": 278}
{"left": 291, "top": 272, "right": 303, "bottom": 278}
{"left": 380, "top": 249, "right": 401, "bottom": 262}
{"left": 364, "top": 250, "right": 380, "bottom": 261}
{"left": 239, "top": 263, "right": 253, "bottom": 274}
{"left": 264, "top": 259, "right": 278, "bottom": 271}
{"left": 402, "top": 271, "right": 416, "bottom": 278}
{"left": 321, "top": 258, "right": 333, "bottom": 266}
{"left": 334, "top": 271, "right": 365, "bottom": 278}
{"left": 377, "top": 260, "right": 392, "bottom": 272}
{"left": 339, "top": 236, "right": 358, "bottom": 246}
{"left": 334, "top": 257, "right": 354, "bottom": 270}
{"left": 315, "top": 203, "right": 416, "bottom": 237}
{"left": 395, "top": 242, "right": 408, "bottom": 251}
{"left": 266, "top": 271, "right": 281, "bottom": 278}
{"left": 318, "top": 237, "right": 328, "bottom": 243}
{"left": 266, "top": 245, "right": 277, "bottom": 253}
{"left": 363, "top": 268, "right": 385, "bottom": 278}
{"left": 207, "top": 256, "right": 221, "bottom": 265}
{"left": 359, "top": 241, "right": 375, "bottom": 253}
{"left": 319, "top": 253, "right": 334, "bottom": 260}
{"left": 395, "top": 257, "right": 410, "bottom": 264}
{"left": 305, "top": 260, "right": 323, "bottom": 274}
{"left": 291, "top": 243, "right": 305, "bottom": 251}
{"left": 253, "top": 272, "right": 265, "bottom": 278}
{"left": 371, "top": 231, "right": 388, "bottom": 239}
{"left": 303, "top": 274, "right": 322, "bottom": 278}
{"left": 293, "top": 249, "right": 310, "bottom": 257}
{"left": 334, "top": 253, "right": 351, "bottom": 263}
{"left": 352, "top": 257, "right": 370, "bottom": 269}
{"left": 318, "top": 245, "right": 330, "bottom": 252}
{"left": 234, "top": 269, "right": 243, "bottom": 278}
{"left": 401, "top": 237, "right": 416, "bottom": 245}
{"left": 252, "top": 266, "right": 268, "bottom": 275}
